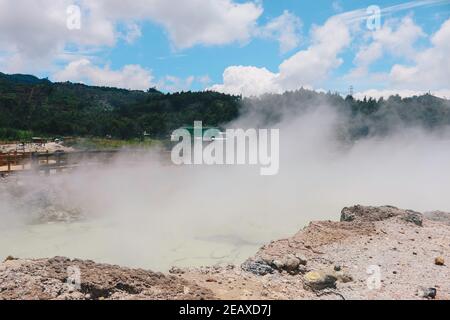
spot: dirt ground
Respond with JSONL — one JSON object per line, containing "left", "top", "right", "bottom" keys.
{"left": 1, "top": 205, "right": 449, "bottom": 300}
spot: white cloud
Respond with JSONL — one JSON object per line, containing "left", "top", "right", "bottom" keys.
{"left": 0, "top": 0, "right": 115, "bottom": 73}
{"left": 211, "top": 66, "right": 281, "bottom": 96}
{"left": 389, "top": 18, "right": 450, "bottom": 90}
{"left": 85, "top": 0, "right": 263, "bottom": 49}
{"left": 53, "top": 59, "right": 212, "bottom": 92}
{"left": 211, "top": 17, "right": 351, "bottom": 96}
{"left": 257, "top": 10, "right": 302, "bottom": 53}
{"left": 121, "top": 22, "right": 142, "bottom": 44}
{"left": 0, "top": 0, "right": 263, "bottom": 73}
{"left": 278, "top": 17, "right": 351, "bottom": 89}
{"left": 212, "top": 12, "right": 450, "bottom": 98}
{"left": 350, "top": 16, "right": 425, "bottom": 77}
{"left": 53, "top": 59, "right": 154, "bottom": 90}
{"left": 2, "top": 0, "right": 449, "bottom": 97}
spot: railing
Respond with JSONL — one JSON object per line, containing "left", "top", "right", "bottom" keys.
{"left": 0, "top": 150, "right": 120, "bottom": 175}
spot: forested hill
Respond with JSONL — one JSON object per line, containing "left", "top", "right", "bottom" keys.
{"left": 0, "top": 72, "right": 240, "bottom": 140}
{"left": 1, "top": 72, "right": 450, "bottom": 141}
{"left": 242, "top": 89, "right": 450, "bottom": 140}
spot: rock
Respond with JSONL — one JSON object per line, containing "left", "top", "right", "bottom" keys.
{"left": 241, "top": 259, "right": 274, "bottom": 276}
{"left": 0, "top": 257, "right": 215, "bottom": 300}
{"left": 435, "top": 257, "right": 445, "bottom": 266}
{"left": 294, "top": 253, "right": 308, "bottom": 266}
{"left": 334, "top": 265, "right": 342, "bottom": 272}
{"left": 419, "top": 287, "right": 437, "bottom": 299}
{"left": 341, "top": 205, "right": 403, "bottom": 222}
{"left": 341, "top": 205, "right": 423, "bottom": 226}
{"left": 303, "top": 271, "right": 337, "bottom": 291}
{"left": 402, "top": 211, "right": 423, "bottom": 227}
{"left": 268, "top": 254, "right": 305, "bottom": 275}
{"left": 283, "top": 255, "right": 301, "bottom": 274}
{"left": 3, "top": 256, "right": 17, "bottom": 263}
{"left": 424, "top": 211, "right": 450, "bottom": 226}
{"left": 335, "top": 272, "right": 353, "bottom": 283}
{"left": 169, "top": 267, "right": 185, "bottom": 275}
{"left": 298, "top": 265, "right": 308, "bottom": 274}
{"left": 272, "top": 260, "right": 284, "bottom": 270}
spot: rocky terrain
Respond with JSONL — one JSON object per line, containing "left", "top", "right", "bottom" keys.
{"left": 0, "top": 256, "right": 214, "bottom": 300}
{"left": 1, "top": 205, "right": 449, "bottom": 300}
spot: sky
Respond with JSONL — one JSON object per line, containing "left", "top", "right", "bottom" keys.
{"left": 0, "top": 0, "right": 449, "bottom": 98}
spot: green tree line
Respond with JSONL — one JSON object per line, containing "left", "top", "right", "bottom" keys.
{"left": 0, "top": 73, "right": 240, "bottom": 140}
{"left": 1, "top": 72, "right": 449, "bottom": 142}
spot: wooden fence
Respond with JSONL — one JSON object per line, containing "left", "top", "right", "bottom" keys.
{"left": 0, "top": 150, "right": 120, "bottom": 175}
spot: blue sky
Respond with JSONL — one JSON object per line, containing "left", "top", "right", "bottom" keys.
{"left": 1, "top": 0, "right": 449, "bottom": 97}
{"left": 105, "top": 0, "right": 450, "bottom": 93}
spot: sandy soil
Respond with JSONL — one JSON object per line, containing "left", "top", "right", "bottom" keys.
{"left": 0, "top": 205, "right": 449, "bottom": 300}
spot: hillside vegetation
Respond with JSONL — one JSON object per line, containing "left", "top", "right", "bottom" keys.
{"left": 0, "top": 73, "right": 240, "bottom": 140}
{"left": 1, "top": 72, "right": 450, "bottom": 141}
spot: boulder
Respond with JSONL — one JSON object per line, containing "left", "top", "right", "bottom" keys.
{"left": 303, "top": 271, "right": 337, "bottom": 290}
{"left": 341, "top": 205, "right": 423, "bottom": 226}
{"left": 402, "top": 211, "right": 423, "bottom": 227}
{"left": 241, "top": 259, "right": 274, "bottom": 276}
{"left": 269, "top": 254, "right": 307, "bottom": 275}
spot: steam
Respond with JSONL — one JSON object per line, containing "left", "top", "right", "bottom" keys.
{"left": 2, "top": 96, "right": 450, "bottom": 270}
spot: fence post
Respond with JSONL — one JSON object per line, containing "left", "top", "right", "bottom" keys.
{"left": 31, "top": 152, "right": 38, "bottom": 171}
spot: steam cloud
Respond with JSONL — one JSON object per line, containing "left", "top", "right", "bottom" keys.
{"left": 2, "top": 95, "right": 450, "bottom": 271}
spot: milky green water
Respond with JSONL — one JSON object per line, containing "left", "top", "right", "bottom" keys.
{"left": 0, "top": 218, "right": 282, "bottom": 271}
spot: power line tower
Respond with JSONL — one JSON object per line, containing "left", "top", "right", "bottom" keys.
{"left": 348, "top": 85, "right": 354, "bottom": 97}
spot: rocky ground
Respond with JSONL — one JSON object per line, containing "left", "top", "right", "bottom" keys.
{"left": 1, "top": 205, "right": 449, "bottom": 300}
{"left": 0, "top": 257, "right": 214, "bottom": 300}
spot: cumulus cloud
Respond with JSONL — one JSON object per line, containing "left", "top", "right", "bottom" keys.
{"left": 53, "top": 59, "right": 213, "bottom": 92}
{"left": 212, "top": 11, "right": 449, "bottom": 98}
{"left": 211, "top": 17, "right": 351, "bottom": 96}
{"left": 0, "top": 0, "right": 263, "bottom": 73}
{"left": 120, "top": 22, "right": 142, "bottom": 44}
{"left": 1, "top": 0, "right": 449, "bottom": 96}
{"left": 278, "top": 17, "right": 351, "bottom": 89}
{"left": 256, "top": 10, "right": 302, "bottom": 53}
{"left": 0, "top": 0, "right": 115, "bottom": 73}
{"left": 350, "top": 16, "right": 425, "bottom": 78}
{"left": 53, "top": 59, "right": 154, "bottom": 90}
{"left": 81, "top": 0, "right": 263, "bottom": 49}
{"left": 389, "top": 18, "right": 450, "bottom": 90}
{"left": 210, "top": 66, "right": 281, "bottom": 96}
